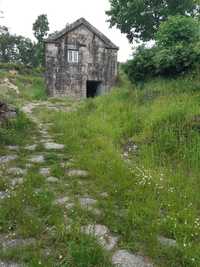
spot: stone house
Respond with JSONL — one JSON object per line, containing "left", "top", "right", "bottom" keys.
{"left": 45, "top": 18, "right": 118, "bottom": 98}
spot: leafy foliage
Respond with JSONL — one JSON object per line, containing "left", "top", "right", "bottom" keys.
{"left": 0, "top": 27, "right": 36, "bottom": 66}
{"left": 156, "top": 15, "right": 200, "bottom": 46}
{"left": 41, "top": 71, "right": 200, "bottom": 266}
{"left": 33, "top": 14, "right": 49, "bottom": 66}
{"left": 0, "top": 14, "right": 49, "bottom": 67}
{"left": 33, "top": 14, "right": 49, "bottom": 43}
{"left": 16, "top": 37, "right": 36, "bottom": 66}
{"left": 0, "top": 28, "right": 19, "bottom": 63}
{"left": 124, "top": 16, "right": 200, "bottom": 81}
{"left": 106, "top": 0, "right": 200, "bottom": 42}
{"left": 123, "top": 45, "right": 157, "bottom": 82}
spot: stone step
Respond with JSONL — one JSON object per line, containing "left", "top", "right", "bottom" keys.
{"left": 0, "top": 155, "right": 17, "bottom": 165}
{"left": 0, "top": 236, "right": 36, "bottom": 250}
{"left": 112, "top": 250, "right": 153, "bottom": 267}
{"left": 29, "top": 155, "right": 45, "bottom": 163}
{"left": 44, "top": 142, "right": 64, "bottom": 150}
{"left": 67, "top": 169, "right": 89, "bottom": 177}
{"left": 0, "top": 261, "right": 23, "bottom": 267}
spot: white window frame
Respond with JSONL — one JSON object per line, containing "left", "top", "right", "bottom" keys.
{"left": 68, "top": 50, "right": 79, "bottom": 63}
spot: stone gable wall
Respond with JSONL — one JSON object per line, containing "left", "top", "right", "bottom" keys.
{"left": 45, "top": 24, "right": 118, "bottom": 98}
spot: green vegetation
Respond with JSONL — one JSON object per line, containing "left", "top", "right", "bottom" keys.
{"left": 107, "top": 0, "right": 199, "bottom": 42}
{"left": 1, "top": 0, "right": 199, "bottom": 266}
{"left": 0, "top": 66, "right": 46, "bottom": 105}
{"left": 0, "top": 14, "right": 49, "bottom": 67}
{"left": 0, "top": 112, "right": 35, "bottom": 146}
{"left": 37, "top": 70, "right": 200, "bottom": 266}
{"left": 124, "top": 16, "right": 200, "bottom": 82}
{"left": 0, "top": 67, "right": 200, "bottom": 266}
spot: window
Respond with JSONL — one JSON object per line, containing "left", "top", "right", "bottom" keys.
{"left": 68, "top": 50, "right": 79, "bottom": 63}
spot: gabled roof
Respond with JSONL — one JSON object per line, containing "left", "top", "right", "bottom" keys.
{"left": 45, "top": 17, "right": 119, "bottom": 50}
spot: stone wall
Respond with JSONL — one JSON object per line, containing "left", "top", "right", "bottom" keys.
{"left": 45, "top": 24, "right": 118, "bottom": 98}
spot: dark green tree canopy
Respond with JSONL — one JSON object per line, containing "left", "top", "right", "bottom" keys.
{"left": 0, "top": 27, "right": 36, "bottom": 66}
{"left": 33, "top": 14, "right": 49, "bottom": 43}
{"left": 32, "top": 14, "right": 49, "bottom": 66}
{"left": 123, "top": 15, "right": 200, "bottom": 82}
{"left": 0, "top": 28, "right": 18, "bottom": 62}
{"left": 106, "top": 0, "right": 200, "bottom": 42}
{"left": 156, "top": 15, "right": 200, "bottom": 47}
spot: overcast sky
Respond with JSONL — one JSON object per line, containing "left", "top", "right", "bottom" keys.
{"left": 0, "top": 0, "right": 135, "bottom": 62}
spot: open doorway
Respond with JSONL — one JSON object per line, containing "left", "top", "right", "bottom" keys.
{"left": 86, "top": 80, "right": 102, "bottom": 98}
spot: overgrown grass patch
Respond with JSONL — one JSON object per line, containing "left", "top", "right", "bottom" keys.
{"left": 45, "top": 71, "right": 200, "bottom": 266}
{"left": 0, "top": 112, "right": 36, "bottom": 146}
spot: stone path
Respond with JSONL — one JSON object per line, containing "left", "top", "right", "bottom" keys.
{"left": 0, "top": 101, "right": 155, "bottom": 267}
{"left": 0, "top": 155, "right": 17, "bottom": 165}
{"left": 0, "top": 262, "right": 22, "bottom": 267}
{"left": 112, "top": 250, "right": 153, "bottom": 267}
{"left": 0, "top": 235, "right": 35, "bottom": 250}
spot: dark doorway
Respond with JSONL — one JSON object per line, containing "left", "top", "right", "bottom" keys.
{"left": 86, "top": 81, "right": 102, "bottom": 98}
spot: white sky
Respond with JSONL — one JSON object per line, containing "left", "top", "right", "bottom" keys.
{"left": 0, "top": 0, "right": 135, "bottom": 62}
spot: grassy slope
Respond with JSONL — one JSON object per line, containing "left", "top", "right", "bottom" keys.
{"left": 0, "top": 68, "right": 200, "bottom": 266}
{"left": 40, "top": 70, "right": 200, "bottom": 267}
{"left": 0, "top": 70, "right": 113, "bottom": 266}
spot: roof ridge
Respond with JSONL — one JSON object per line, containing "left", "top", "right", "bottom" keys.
{"left": 45, "top": 18, "right": 118, "bottom": 50}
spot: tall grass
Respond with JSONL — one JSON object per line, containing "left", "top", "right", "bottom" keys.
{"left": 0, "top": 112, "right": 35, "bottom": 146}
{"left": 46, "top": 70, "right": 200, "bottom": 266}
{"left": 0, "top": 71, "right": 47, "bottom": 105}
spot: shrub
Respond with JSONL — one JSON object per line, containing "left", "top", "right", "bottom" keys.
{"left": 154, "top": 16, "right": 200, "bottom": 75}
{"left": 124, "top": 45, "right": 157, "bottom": 82}
{"left": 154, "top": 43, "right": 199, "bottom": 75}
{"left": 124, "top": 15, "right": 200, "bottom": 82}
{"left": 156, "top": 15, "right": 199, "bottom": 47}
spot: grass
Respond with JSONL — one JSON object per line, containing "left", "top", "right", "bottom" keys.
{"left": 0, "top": 68, "right": 47, "bottom": 106}
{"left": 0, "top": 69, "right": 113, "bottom": 266}
{"left": 38, "top": 70, "right": 200, "bottom": 266}
{"left": 0, "top": 68, "right": 200, "bottom": 266}
{"left": 0, "top": 112, "right": 36, "bottom": 146}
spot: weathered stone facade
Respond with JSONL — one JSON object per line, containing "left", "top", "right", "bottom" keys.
{"left": 45, "top": 18, "right": 118, "bottom": 98}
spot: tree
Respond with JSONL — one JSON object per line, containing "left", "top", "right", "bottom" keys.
{"left": 123, "top": 16, "right": 200, "bottom": 82}
{"left": 156, "top": 15, "right": 200, "bottom": 47}
{"left": 0, "top": 28, "right": 18, "bottom": 62}
{"left": 33, "top": 14, "right": 49, "bottom": 66}
{"left": 16, "top": 36, "right": 35, "bottom": 66}
{"left": 106, "top": 0, "right": 200, "bottom": 42}
{"left": 154, "top": 15, "right": 200, "bottom": 75}
{"left": 33, "top": 14, "right": 49, "bottom": 43}
{"left": 0, "top": 27, "right": 36, "bottom": 66}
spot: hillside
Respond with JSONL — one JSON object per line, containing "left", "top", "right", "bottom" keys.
{"left": 0, "top": 68, "right": 200, "bottom": 266}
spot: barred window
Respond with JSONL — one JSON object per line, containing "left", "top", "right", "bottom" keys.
{"left": 68, "top": 50, "right": 79, "bottom": 63}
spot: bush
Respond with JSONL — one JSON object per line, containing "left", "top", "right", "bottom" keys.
{"left": 154, "top": 43, "right": 200, "bottom": 76}
{"left": 154, "top": 16, "right": 200, "bottom": 75}
{"left": 124, "top": 16, "right": 200, "bottom": 82}
{"left": 156, "top": 16, "right": 199, "bottom": 47}
{"left": 123, "top": 45, "right": 157, "bottom": 82}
